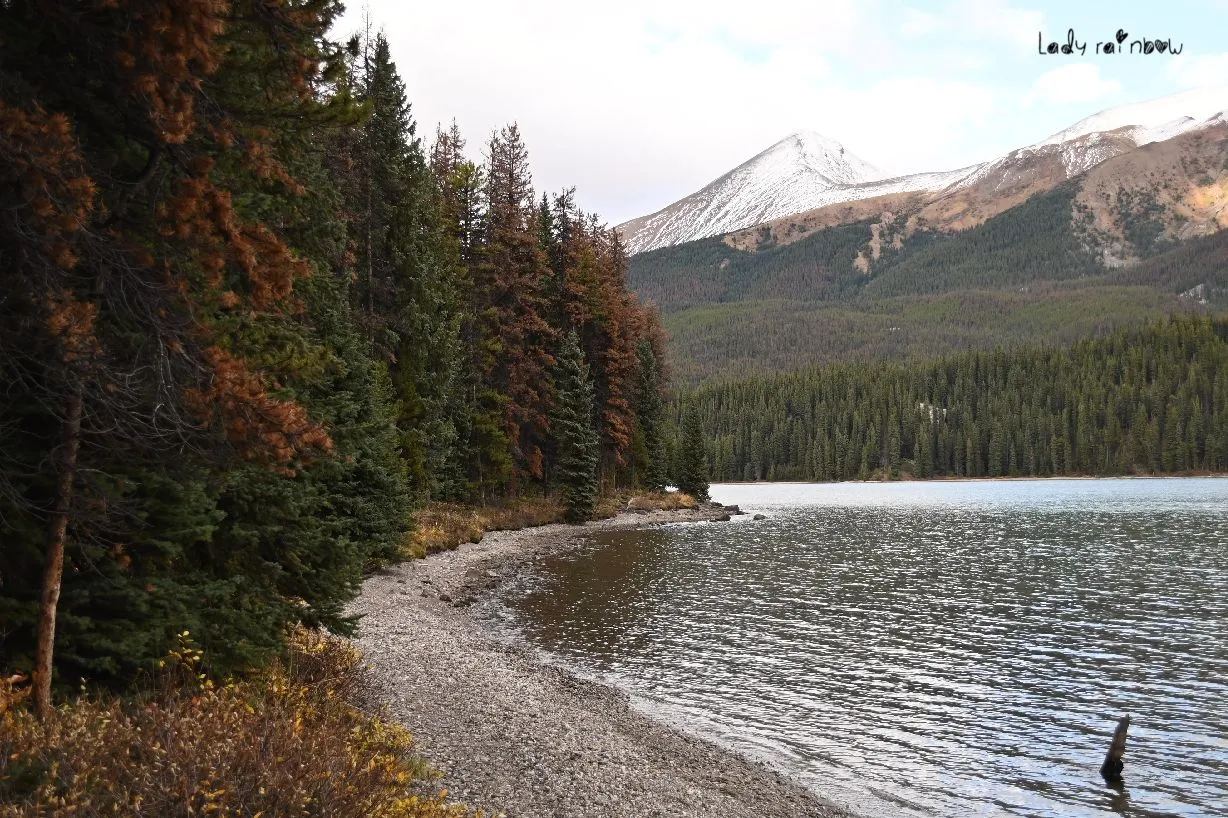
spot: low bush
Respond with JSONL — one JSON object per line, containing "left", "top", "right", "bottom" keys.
{"left": 625, "top": 491, "right": 699, "bottom": 511}
{"left": 407, "top": 498, "right": 566, "bottom": 557}
{"left": 0, "top": 630, "right": 474, "bottom": 818}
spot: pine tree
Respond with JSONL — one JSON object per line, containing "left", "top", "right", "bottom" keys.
{"left": 332, "top": 33, "right": 468, "bottom": 502}
{"left": 480, "top": 123, "right": 556, "bottom": 486}
{"left": 676, "top": 405, "right": 710, "bottom": 501}
{"left": 635, "top": 340, "right": 668, "bottom": 490}
{"left": 551, "top": 331, "right": 599, "bottom": 522}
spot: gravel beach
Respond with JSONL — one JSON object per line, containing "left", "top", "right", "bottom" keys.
{"left": 348, "top": 506, "right": 855, "bottom": 818}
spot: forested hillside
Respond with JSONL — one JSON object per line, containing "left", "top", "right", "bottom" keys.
{"left": 661, "top": 284, "right": 1204, "bottom": 383}
{"left": 627, "top": 221, "right": 872, "bottom": 308}
{"left": 861, "top": 183, "right": 1101, "bottom": 297}
{"left": 631, "top": 209, "right": 1227, "bottom": 383}
{"left": 0, "top": 0, "right": 668, "bottom": 716}
{"left": 629, "top": 153, "right": 1228, "bottom": 385}
{"left": 679, "top": 316, "right": 1228, "bottom": 482}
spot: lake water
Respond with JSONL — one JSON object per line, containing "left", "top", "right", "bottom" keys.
{"left": 501, "top": 479, "right": 1228, "bottom": 817}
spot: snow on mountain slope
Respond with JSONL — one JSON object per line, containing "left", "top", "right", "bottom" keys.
{"left": 1035, "top": 85, "right": 1228, "bottom": 150}
{"left": 618, "top": 132, "right": 973, "bottom": 254}
{"left": 620, "top": 87, "right": 1228, "bottom": 255}
{"left": 957, "top": 85, "right": 1228, "bottom": 183}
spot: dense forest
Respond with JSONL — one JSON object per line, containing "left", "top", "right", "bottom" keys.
{"left": 678, "top": 316, "right": 1228, "bottom": 482}
{"left": 0, "top": 0, "right": 669, "bottom": 712}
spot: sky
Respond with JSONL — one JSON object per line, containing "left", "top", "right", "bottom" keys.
{"left": 332, "top": 0, "right": 1228, "bottom": 226}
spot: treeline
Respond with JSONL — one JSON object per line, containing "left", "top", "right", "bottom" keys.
{"left": 0, "top": 1, "right": 668, "bottom": 709}
{"left": 679, "top": 316, "right": 1228, "bottom": 481}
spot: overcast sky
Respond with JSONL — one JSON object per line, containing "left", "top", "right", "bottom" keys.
{"left": 332, "top": 0, "right": 1228, "bottom": 226}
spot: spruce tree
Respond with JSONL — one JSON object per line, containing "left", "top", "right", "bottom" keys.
{"left": 676, "top": 405, "right": 710, "bottom": 501}
{"left": 635, "top": 340, "right": 668, "bottom": 490}
{"left": 551, "top": 331, "right": 600, "bottom": 523}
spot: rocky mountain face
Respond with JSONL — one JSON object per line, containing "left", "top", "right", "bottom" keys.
{"left": 616, "top": 131, "right": 977, "bottom": 254}
{"left": 620, "top": 86, "right": 1228, "bottom": 260}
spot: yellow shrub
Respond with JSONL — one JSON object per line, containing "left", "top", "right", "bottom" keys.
{"left": 406, "top": 499, "right": 565, "bottom": 557}
{"left": 0, "top": 630, "right": 478, "bottom": 818}
{"left": 626, "top": 491, "right": 698, "bottom": 511}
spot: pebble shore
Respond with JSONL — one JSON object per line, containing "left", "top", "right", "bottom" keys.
{"left": 349, "top": 505, "right": 855, "bottom": 818}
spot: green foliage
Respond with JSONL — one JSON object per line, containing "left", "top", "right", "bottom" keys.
{"left": 0, "top": 0, "right": 672, "bottom": 699}
{"left": 551, "top": 331, "right": 600, "bottom": 522}
{"left": 342, "top": 33, "right": 468, "bottom": 503}
{"left": 675, "top": 405, "right": 711, "bottom": 501}
{"left": 1105, "top": 229, "right": 1228, "bottom": 306}
{"left": 660, "top": 285, "right": 1202, "bottom": 385}
{"left": 1112, "top": 187, "right": 1174, "bottom": 257}
{"left": 634, "top": 340, "right": 668, "bottom": 490}
{"left": 675, "top": 316, "right": 1228, "bottom": 482}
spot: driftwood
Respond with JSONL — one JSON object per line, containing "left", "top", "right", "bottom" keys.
{"left": 1100, "top": 715, "right": 1131, "bottom": 782}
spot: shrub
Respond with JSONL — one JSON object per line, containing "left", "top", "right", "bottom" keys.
{"left": 0, "top": 630, "right": 475, "bottom": 817}
{"left": 406, "top": 498, "right": 565, "bottom": 557}
{"left": 625, "top": 491, "right": 699, "bottom": 511}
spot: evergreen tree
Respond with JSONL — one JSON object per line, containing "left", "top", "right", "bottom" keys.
{"left": 551, "top": 331, "right": 599, "bottom": 522}
{"left": 479, "top": 123, "right": 556, "bottom": 486}
{"left": 0, "top": 0, "right": 407, "bottom": 705}
{"left": 340, "top": 33, "right": 466, "bottom": 501}
{"left": 676, "top": 405, "right": 710, "bottom": 501}
{"left": 635, "top": 340, "right": 668, "bottom": 490}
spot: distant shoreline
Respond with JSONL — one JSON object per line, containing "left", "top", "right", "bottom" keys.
{"left": 711, "top": 472, "right": 1228, "bottom": 485}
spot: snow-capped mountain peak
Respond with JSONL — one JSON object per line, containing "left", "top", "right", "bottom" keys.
{"left": 618, "top": 86, "right": 1228, "bottom": 255}
{"left": 617, "top": 131, "right": 902, "bottom": 254}
{"left": 763, "top": 130, "right": 884, "bottom": 185}
{"left": 952, "top": 85, "right": 1228, "bottom": 184}
{"left": 1034, "top": 85, "right": 1228, "bottom": 150}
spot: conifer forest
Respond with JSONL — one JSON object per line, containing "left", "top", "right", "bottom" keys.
{"left": 0, "top": 0, "right": 667, "bottom": 710}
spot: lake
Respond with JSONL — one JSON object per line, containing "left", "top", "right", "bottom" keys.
{"left": 501, "top": 479, "right": 1228, "bottom": 817}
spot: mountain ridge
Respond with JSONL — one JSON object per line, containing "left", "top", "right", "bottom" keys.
{"left": 619, "top": 86, "right": 1228, "bottom": 255}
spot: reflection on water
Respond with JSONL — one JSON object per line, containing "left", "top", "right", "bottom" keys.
{"left": 505, "top": 479, "right": 1228, "bottom": 817}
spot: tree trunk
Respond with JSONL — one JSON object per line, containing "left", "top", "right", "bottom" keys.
{"left": 1100, "top": 714, "right": 1131, "bottom": 783}
{"left": 33, "top": 382, "right": 83, "bottom": 721}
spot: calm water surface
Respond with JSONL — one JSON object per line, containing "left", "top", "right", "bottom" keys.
{"left": 501, "top": 479, "right": 1228, "bottom": 817}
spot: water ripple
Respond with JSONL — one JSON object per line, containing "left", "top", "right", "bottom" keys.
{"left": 506, "top": 479, "right": 1228, "bottom": 817}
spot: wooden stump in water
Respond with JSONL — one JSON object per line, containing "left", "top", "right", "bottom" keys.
{"left": 1100, "top": 715, "right": 1130, "bottom": 783}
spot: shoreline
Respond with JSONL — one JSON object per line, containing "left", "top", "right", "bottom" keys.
{"left": 349, "top": 505, "right": 853, "bottom": 818}
{"left": 709, "top": 472, "right": 1228, "bottom": 485}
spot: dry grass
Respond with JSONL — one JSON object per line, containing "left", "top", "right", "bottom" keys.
{"left": 625, "top": 491, "right": 698, "bottom": 511}
{"left": 0, "top": 630, "right": 476, "bottom": 818}
{"left": 405, "top": 491, "right": 697, "bottom": 559}
{"left": 406, "top": 498, "right": 566, "bottom": 558}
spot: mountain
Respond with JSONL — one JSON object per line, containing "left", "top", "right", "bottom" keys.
{"left": 616, "top": 131, "right": 977, "bottom": 254}
{"left": 626, "top": 115, "right": 1228, "bottom": 384}
{"left": 621, "top": 87, "right": 1228, "bottom": 256}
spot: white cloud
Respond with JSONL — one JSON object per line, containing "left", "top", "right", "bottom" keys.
{"left": 899, "top": 8, "right": 942, "bottom": 38}
{"left": 630, "top": 0, "right": 875, "bottom": 54}
{"left": 947, "top": 0, "right": 1045, "bottom": 50}
{"left": 1166, "top": 52, "right": 1228, "bottom": 89}
{"left": 333, "top": 0, "right": 1009, "bottom": 225}
{"left": 1023, "top": 63, "right": 1121, "bottom": 107}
